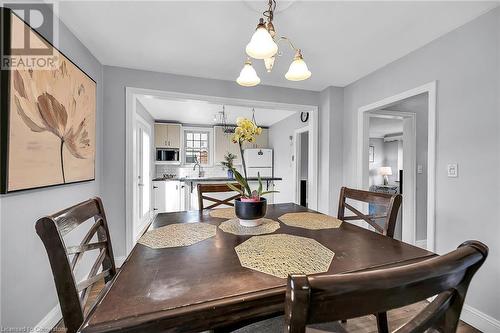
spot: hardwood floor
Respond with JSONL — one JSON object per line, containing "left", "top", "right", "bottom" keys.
{"left": 52, "top": 279, "right": 481, "bottom": 333}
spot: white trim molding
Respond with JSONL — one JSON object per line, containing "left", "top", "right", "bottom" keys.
{"left": 125, "top": 87, "right": 319, "bottom": 255}
{"left": 35, "top": 304, "right": 61, "bottom": 332}
{"left": 357, "top": 81, "right": 437, "bottom": 251}
{"left": 461, "top": 304, "right": 500, "bottom": 333}
{"left": 415, "top": 239, "right": 427, "bottom": 249}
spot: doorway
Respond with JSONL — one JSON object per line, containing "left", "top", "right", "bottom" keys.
{"left": 133, "top": 115, "right": 152, "bottom": 243}
{"left": 357, "top": 82, "right": 436, "bottom": 250}
{"left": 294, "top": 128, "right": 310, "bottom": 207}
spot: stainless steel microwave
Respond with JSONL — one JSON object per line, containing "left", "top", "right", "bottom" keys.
{"left": 156, "top": 148, "right": 179, "bottom": 162}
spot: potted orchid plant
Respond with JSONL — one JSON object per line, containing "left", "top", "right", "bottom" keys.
{"left": 226, "top": 118, "right": 278, "bottom": 227}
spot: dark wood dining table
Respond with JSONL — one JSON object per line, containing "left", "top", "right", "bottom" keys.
{"left": 80, "top": 203, "right": 434, "bottom": 333}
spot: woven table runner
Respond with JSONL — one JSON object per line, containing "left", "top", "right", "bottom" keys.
{"left": 219, "top": 218, "right": 280, "bottom": 236}
{"left": 209, "top": 208, "right": 236, "bottom": 219}
{"left": 235, "top": 234, "right": 334, "bottom": 278}
{"left": 138, "top": 223, "right": 216, "bottom": 249}
{"left": 279, "top": 212, "right": 342, "bottom": 230}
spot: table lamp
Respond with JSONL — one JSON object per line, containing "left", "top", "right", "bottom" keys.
{"left": 379, "top": 167, "right": 393, "bottom": 185}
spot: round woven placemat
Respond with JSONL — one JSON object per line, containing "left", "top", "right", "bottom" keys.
{"left": 138, "top": 223, "right": 216, "bottom": 249}
{"left": 279, "top": 212, "right": 342, "bottom": 230}
{"left": 235, "top": 234, "right": 335, "bottom": 278}
{"left": 209, "top": 208, "right": 236, "bottom": 219}
{"left": 219, "top": 218, "right": 280, "bottom": 236}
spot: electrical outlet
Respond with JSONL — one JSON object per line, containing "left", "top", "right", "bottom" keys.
{"left": 417, "top": 165, "right": 423, "bottom": 174}
{"left": 447, "top": 164, "right": 458, "bottom": 178}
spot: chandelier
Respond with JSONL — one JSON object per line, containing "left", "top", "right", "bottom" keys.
{"left": 237, "top": 0, "right": 311, "bottom": 87}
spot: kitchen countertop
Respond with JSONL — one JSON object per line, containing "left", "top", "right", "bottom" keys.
{"left": 153, "top": 177, "right": 282, "bottom": 182}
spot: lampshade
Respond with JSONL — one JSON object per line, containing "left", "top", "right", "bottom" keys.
{"left": 285, "top": 49, "right": 312, "bottom": 81}
{"left": 379, "top": 167, "right": 393, "bottom": 176}
{"left": 245, "top": 19, "right": 278, "bottom": 60}
{"left": 236, "top": 59, "right": 260, "bottom": 87}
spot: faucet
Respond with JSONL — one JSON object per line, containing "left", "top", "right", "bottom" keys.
{"left": 193, "top": 159, "right": 204, "bottom": 178}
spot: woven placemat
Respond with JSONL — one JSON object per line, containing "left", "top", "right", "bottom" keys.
{"left": 209, "top": 208, "right": 236, "bottom": 219}
{"left": 235, "top": 234, "right": 334, "bottom": 279}
{"left": 279, "top": 212, "right": 342, "bottom": 230}
{"left": 138, "top": 223, "right": 216, "bottom": 249}
{"left": 219, "top": 218, "right": 280, "bottom": 236}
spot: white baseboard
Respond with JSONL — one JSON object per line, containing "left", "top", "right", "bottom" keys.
{"left": 35, "top": 304, "right": 61, "bottom": 331}
{"left": 461, "top": 304, "right": 500, "bottom": 333}
{"left": 115, "top": 256, "right": 126, "bottom": 268}
{"left": 35, "top": 255, "right": 126, "bottom": 331}
{"left": 415, "top": 239, "right": 427, "bottom": 249}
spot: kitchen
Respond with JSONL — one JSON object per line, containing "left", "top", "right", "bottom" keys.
{"left": 135, "top": 95, "right": 309, "bottom": 215}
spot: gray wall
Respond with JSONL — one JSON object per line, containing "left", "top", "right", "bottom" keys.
{"left": 102, "top": 66, "right": 321, "bottom": 258}
{"left": 368, "top": 138, "right": 386, "bottom": 186}
{"left": 268, "top": 113, "right": 307, "bottom": 204}
{"left": 300, "top": 132, "right": 309, "bottom": 180}
{"left": 0, "top": 18, "right": 104, "bottom": 327}
{"left": 343, "top": 7, "right": 500, "bottom": 322}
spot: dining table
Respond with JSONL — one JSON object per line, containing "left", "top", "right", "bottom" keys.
{"left": 79, "top": 203, "right": 435, "bottom": 333}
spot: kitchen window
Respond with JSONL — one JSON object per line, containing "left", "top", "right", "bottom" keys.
{"left": 183, "top": 129, "right": 211, "bottom": 165}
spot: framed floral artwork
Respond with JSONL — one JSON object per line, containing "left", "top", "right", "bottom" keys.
{"left": 0, "top": 8, "right": 96, "bottom": 193}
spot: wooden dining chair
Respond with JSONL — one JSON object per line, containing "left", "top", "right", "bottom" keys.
{"left": 284, "top": 240, "right": 488, "bottom": 333}
{"left": 337, "top": 186, "right": 402, "bottom": 238}
{"left": 337, "top": 187, "right": 402, "bottom": 331}
{"left": 36, "top": 197, "right": 117, "bottom": 333}
{"left": 197, "top": 183, "right": 242, "bottom": 210}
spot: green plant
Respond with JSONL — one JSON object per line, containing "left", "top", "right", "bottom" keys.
{"left": 220, "top": 152, "right": 237, "bottom": 170}
{"left": 226, "top": 117, "right": 279, "bottom": 199}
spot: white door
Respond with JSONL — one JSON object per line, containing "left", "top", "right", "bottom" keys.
{"left": 136, "top": 118, "right": 152, "bottom": 240}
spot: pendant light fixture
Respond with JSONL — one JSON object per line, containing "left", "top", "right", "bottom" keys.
{"left": 237, "top": 0, "right": 311, "bottom": 87}
{"left": 236, "top": 58, "right": 261, "bottom": 87}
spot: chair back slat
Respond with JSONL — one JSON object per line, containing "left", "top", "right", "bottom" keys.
{"left": 197, "top": 183, "right": 242, "bottom": 210}
{"left": 36, "top": 197, "right": 116, "bottom": 333}
{"left": 337, "top": 187, "right": 402, "bottom": 238}
{"left": 284, "top": 241, "right": 488, "bottom": 333}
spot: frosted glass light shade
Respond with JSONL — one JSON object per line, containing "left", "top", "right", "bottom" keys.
{"left": 285, "top": 53, "right": 312, "bottom": 81}
{"left": 379, "top": 167, "right": 393, "bottom": 176}
{"left": 246, "top": 21, "right": 278, "bottom": 60}
{"left": 237, "top": 60, "right": 260, "bottom": 87}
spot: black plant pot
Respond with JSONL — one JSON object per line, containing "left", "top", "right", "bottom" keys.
{"left": 235, "top": 198, "right": 267, "bottom": 227}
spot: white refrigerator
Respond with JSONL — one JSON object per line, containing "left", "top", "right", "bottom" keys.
{"left": 243, "top": 148, "right": 273, "bottom": 177}
{"left": 243, "top": 149, "right": 275, "bottom": 203}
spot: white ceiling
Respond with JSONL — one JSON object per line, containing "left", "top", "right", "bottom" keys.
{"left": 137, "top": 96, "right": 296, "bottom": 126}
{"left": 384, "top": 93, "right": 429, "bottom": 113}
{"left": 56, "top": 1, "right": 499, "bottom": 91}
{"left": 369, "top": 117, "right": 403, "bottom": 138}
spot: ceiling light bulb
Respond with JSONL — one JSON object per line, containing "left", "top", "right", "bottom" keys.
{"left": 236, "top": 59, "right": 261, "bottom": 87}
{"left": 245, "top": 18, "right": 278, "bottom": 60}
{"left": 285, "top": 49, "right": 311, "bottom": 81}
{"left": 264, "top": 56, "right": 275, "bottom": 72}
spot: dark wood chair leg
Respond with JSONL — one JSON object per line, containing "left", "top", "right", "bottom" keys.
{"left": 376, "top": 312, "right": 389, "bottom": 333}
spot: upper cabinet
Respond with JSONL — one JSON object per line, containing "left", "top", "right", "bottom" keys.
{"left": 155, "top": 123, "right": 181, "bottom": 149}
{"left": 214, "top": 126, "right": 269, "bottom": 165}
{"left": 243, "top": 128, "right": 269, "bottom": 149}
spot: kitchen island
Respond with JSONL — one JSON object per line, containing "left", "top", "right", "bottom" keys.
{"left": 153, "top": 177, "right": 282, "bottom": 212}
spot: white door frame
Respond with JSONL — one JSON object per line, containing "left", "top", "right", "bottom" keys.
{"left": 293, "top": 126, "right": 311, "bottom": 206}
{"left": 357, "top": 81, "right": 437, "bottom": 251}
{"left": 125, "top": 87, "right": 319, "bottom": 255}
{"left": 367, "top": 111, "right": 416, "bottom": 244}
{"left": 133, "top": 114, "right": 153, "bottom": 243}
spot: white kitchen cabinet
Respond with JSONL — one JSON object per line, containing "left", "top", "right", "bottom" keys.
{"left": 214, "top": 126, "right": 242, "bottom": 165}
{"left": 242, "top": 128, "right": 269, "bottom": 149}
{"left": 154, "top": 123, "right": 181, "bottom": 149}
{"left": 153, "top": 180, "right": 182, "bottom": 213}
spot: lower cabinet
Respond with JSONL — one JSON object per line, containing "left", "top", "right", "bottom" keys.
{"left": 153, "top": 181, "right": 185, "bottom": 213}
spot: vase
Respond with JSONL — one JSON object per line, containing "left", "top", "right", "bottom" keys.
{"left": 227, "top": 170, "right": 234, "bottom": 179}
{"left": 235, "top": 198, "right": 267, "bottom": 227}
